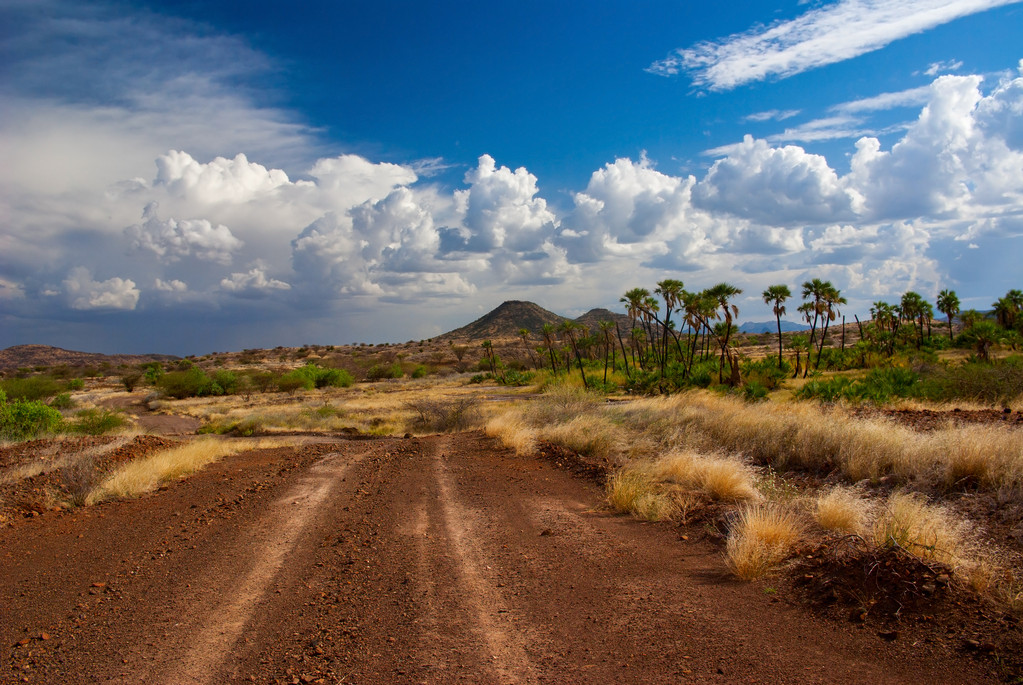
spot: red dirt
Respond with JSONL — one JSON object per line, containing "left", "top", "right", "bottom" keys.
{"left": 852, "top": 406, "right": 1023, "bottom": 431}
{"left": 0, "top": 435, "right": 180, "bottom": 522}
{"left": 0, "top": 432, "right": 1012, "bottom": 683}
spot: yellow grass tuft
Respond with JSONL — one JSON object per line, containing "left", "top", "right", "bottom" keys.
{"left": 650, "top": 450, "right": 760, "bottom": 502}
{"left": 725, "top": 504, "right": 804, "bottom": 580}
{"left": 485, "top": 412, "right": 536, "bottom": 455}
{"left": 814, "top": 486, "right": 869, "bottom": 534}
{"left": 871, "top": 491, "right": 971, "bottom": 567}
{"left": 605, "top": 469, "right": 677, "bottom": 522}
{"left": 87, "top": 437, "right": 245, "bottom": 503}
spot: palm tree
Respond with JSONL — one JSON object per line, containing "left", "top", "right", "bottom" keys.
{"left": 936, "top": 289, "right": 960, "bottom": 342}
{"left": 655, "top": 279, "right": 685, "bottom": 372}
{"left": 762, "top": 284, "right": 791, "bottom": 369}
{"left": 813, "top": 284, "right": 846, "bottom": 370}
{"left": 541, "top": 323, "right": 559, "bottom": 372}
{"left": 598, "top": 320, "right": 615, "bottom": 383}
{"left": 993, "top": 290, "right": 1022, "bottom": 330}
{"left": 518, "top": 328, "right": 537, "bottom": 370}
{"left": 620, "top": 288, "right": 650, "bottom": 368}
{"left": 800, "top": 279, "right": 827, "bottom": 362}
{"left": 707, "top": 282, "right": 743, "bottom": 385}
{"left": 900, "top": 291, "right": 926, "bottom": 348}
{"left": 559, "top": 320, "right": 588, "bottom": 388}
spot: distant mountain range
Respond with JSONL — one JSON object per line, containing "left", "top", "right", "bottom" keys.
{"left": 738, "top": 321, "right": 811, "bottom": 334}
{"left": 0, "top": 344, "right": 178, "bottom": 371}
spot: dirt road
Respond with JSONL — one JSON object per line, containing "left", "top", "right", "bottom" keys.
{"left": 1, "top": 432, "right": 999, "bottom": 683}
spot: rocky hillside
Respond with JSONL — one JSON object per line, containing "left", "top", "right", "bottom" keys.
{"left": 0, "top": 344, "right": 178, "bottom": 371}
{"left": 572, "top": 308, "right": 633, "bottom": 333}
{"left": 436, "top": 301, "right": 569, "bottom": 341}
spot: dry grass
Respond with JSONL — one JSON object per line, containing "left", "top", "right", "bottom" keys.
{"left": 649, "top": 450, "right": 760, "bottom": 502}
{"left": 485, "top": 412, "right": 536, "bottom": 454}
{"left": 87, "top": 437, "right": 248, "bottom": 503}
{"left": 0, "top": 436, "right": 136, "bottom": 486}
{"left": 614, "top": 392, "right": 1022, "bottom": 499}
{"left": 814, "top": 486, "right": 870, "bottom": 534}
{"left": 725, "top": 504, "right": 805, "bottom": 580}
{"left": 165, "top": 376, "right": 510, "bottom": 438}
{"left": 405, "top": 397, "right": 484, "bottom": 434}
{"left": 871, "top": 491, "right": 972, "bottom": 568}
{"left": 605, "top": 469, "right": 677, "bottom": 522}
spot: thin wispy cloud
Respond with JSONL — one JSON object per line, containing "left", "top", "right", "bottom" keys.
{"left": 648, "top": 0, "right": 1020, "bottom": 90}
{"left": 924, "top": 59, "right": 964, "bottom": 76}
{"left": 830, "top": 86, "right": 931, "bottom": 113}
{"left": 767, "top": 115, "right": 870, "bottom": 143}
{"left": 745, "top": 109, "right": 801, "bottom": 122}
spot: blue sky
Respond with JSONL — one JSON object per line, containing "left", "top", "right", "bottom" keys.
{"left": 2, "top": 0, "right": 1022, "bottom": 354}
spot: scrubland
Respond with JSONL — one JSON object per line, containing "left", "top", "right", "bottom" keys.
{"left": 486, "top": 384, "right": 1023, "bottom": 612}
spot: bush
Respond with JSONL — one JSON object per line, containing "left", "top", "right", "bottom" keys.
{"left": 406, "top": 398, "right": 482, "bottom": 433}
{"left": 366, "top": 363, "right": 403, "bottom": 380}
{"left": 796, "top": 367, "right": 920, "bottom": 404}
{"left": 277, "top": 375, "right": 308, "bottom": 394}
{"left": 210, "top": 370, "right": 239, "bottom": 395}
{"left": 741, "top": 358, "right": 790, "bottom": 390}
{"left": 142, "top": 363, "right": 164, "bottom": 385}
{"left": 247, "top": 370, "right": 277, "bottom": 393}
{"left": 157, "top": 367, "right": 223, "bottom": 399}
{"left": 915, "top": 356, "right": 1023, "bottom": 405}
{"left": 121, "top": 369, "right": 144, "bottom": 392}
{"left": 281, "top": 364, "right": 355, "bottom": 390}
{"left": 49, "top": 392, "right": 75, "bottom": 409}
{"left": 70, "top": 408, "right": 127, "bottom": 435}
{"left": 411, "top": 365, "right": 429, "bottom": 379}
{"left": 0, "top": 375, "right": 62, "bottom": 401}
{"left": 0, "top": 390, "right": 64, "bottom": 440}
{"left": 742, "top": 381, "right": 769, "bottom": 402}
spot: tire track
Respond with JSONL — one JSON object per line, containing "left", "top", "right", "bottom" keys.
{"left": 149, "top": 451, "right": 363, "bottom": 685}
{"left": 427, "top": 435, "right": 535, "bottom": 683}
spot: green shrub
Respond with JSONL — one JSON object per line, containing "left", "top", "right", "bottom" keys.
{"left": 411, "top": 365, "right": 429, "bottom": 379}
{"left": 281, "top": 364, "right": 354, "bottom": 390}
{"left": 0, "top": 390, "right": 64, "bottom": 440}
{"left": 277, "top": 375, "right": 308, "bottom": 394}
{"left": 915, "top": 356, "right": 1023, "bottom": 405}
{"left": 142, "top": 363, "right": 164, "bottom": 385}
{"left": 0, "top": 375, "right": 62, "bottom": 401}
{"left": 742, "top": 381, "right": 769, "bottom": 402}
{"left": 247, "top": 370, "right": 277, "bottom": 393}
{"left": 66, "top": 378, "right": 85, "bottom": 391}
{"left": 157, "top": 367, "right": 224, "bottom": 399}
{"left": 741, "top": 358, "right": 790, "bottom": 390}
{"left": 366, "top": 363, "right": 403, "bottom": 380}
{"left": 70, "top": 408, "right": 127, "bottom": 435}
{"left": 211, "top": 370, "right": 239, "bottom": 394}
{"left": 121, "top": 369, "right": 144, "bottom": 392}
{"left": 49, "top": 392, "right": 75, "bottom": 409}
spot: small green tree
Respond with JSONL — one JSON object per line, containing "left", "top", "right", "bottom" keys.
{"left": 762, "top": 284, "right": 791, "bottom": 369}
{"left": 936, "top": 289, "right": 960, "bottom": 343}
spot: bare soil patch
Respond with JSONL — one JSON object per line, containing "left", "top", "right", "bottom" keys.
{"left": 853, "top": 406, "right": 1023, "bottom": 431}
{"left": 0, "top": 435, "right": 179, "bottom": 523}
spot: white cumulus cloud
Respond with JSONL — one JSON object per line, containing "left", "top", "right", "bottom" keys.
{"left": 126, "top": 202, "right": 243, "bottom": 264}
{"left": 64, "top": 267, "right": 140, "bottom": 310}
{"left": 694, "top": 135, "right": 857, "bottom": 225}
{"left": 220, "top": 267, "right": 291, "bottom": 298}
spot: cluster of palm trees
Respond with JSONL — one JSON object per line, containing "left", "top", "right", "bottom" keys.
{"left": 503, "top": 282, "right": 1021, "bottom": 391}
